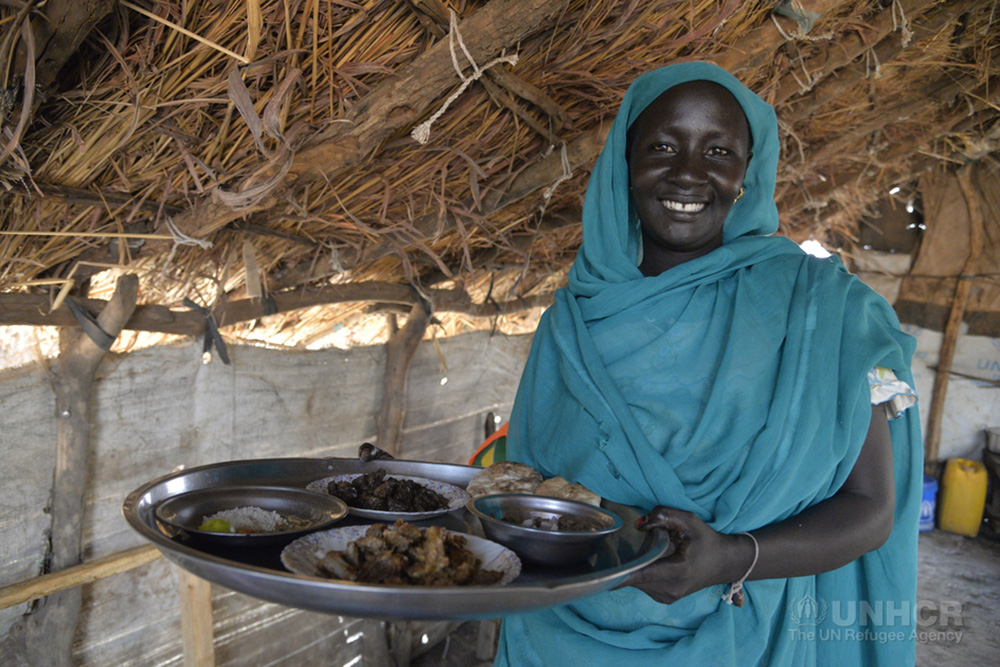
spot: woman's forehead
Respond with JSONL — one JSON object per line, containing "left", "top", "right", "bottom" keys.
{"left": 628, "top": 80, "right": 751, "bottom": 145}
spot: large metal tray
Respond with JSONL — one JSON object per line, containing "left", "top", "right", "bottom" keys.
{"left": 122, "top": 457, "right": 669, "bottom": 621}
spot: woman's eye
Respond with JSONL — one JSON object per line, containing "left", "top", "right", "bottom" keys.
{"left": 652, "top": 143, "right": 675, "bottom": 153}
{"left": 708, "top": 147, "right": 733, "bottom": 157}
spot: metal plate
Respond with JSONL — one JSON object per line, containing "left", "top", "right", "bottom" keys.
{"left": 281, "top": 524, "right": 521, "bottom": 584}
{"left": 122, "top": 457, "right": 669, "bottom": 620}
{"left": 155, "top": 485, "right": 349, "bottom": 546}
{"left": 306, "top": 473, "right": 469, "bottom": 520}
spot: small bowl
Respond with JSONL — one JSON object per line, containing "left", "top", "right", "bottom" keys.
{"left": 467, "top": 494, "right": 623, "bottom": 566}
{"left": 155, "top": 485, "right": 349, "bottom": 546}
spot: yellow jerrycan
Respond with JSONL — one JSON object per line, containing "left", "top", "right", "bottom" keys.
{"left": 938, "top": 458, "right": 988, "bottom": 537}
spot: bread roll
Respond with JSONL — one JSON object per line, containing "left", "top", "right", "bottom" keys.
{"left": 534, "top": 476, "right": 602, "bottom": 506}
{"left": 466, "top": 461, "right": 543, "bottom": 498}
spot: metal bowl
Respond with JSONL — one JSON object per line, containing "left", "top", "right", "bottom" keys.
{"left": 467, "top": 494, "right": 623, "bottom": 566}
{"left": 155, "top": 485, "right": 349, "bottom": 546}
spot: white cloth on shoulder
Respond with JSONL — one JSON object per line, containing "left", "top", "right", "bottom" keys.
{"left": 869, "top": 366, "right": 917, "bottom": 418}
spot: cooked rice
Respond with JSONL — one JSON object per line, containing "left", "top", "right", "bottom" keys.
{"left": 204, "top": 506, "right": 288, "bottom": 533}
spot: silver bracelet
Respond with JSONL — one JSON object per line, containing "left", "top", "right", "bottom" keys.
{"left": 722, "top": 532, "right": 759, "bottom": 608}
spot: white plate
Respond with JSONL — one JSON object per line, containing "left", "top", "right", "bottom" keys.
{"left": 307, "top": 473, "right": 470, "bottom": 521}
{"left": 280, "top": 524, "right": 521, "bottom": 585}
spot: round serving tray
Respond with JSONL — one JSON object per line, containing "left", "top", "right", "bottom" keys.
{"left": 122, "top": 457, "right": 669, "bottom": 620}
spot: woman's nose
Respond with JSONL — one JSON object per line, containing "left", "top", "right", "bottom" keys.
{"left": 668, "top": 152, "right": 706, "bottom": 187}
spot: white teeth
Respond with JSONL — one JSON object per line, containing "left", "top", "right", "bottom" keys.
{"left": 663, "top": 200, "right": 706, "bottom": 213}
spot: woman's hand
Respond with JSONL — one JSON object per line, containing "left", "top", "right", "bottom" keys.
{"left": 358, "top": 442, "right": 394, "bottom": 461}
{"left": 624, "top": 508, "right": 755, "bottom": 605}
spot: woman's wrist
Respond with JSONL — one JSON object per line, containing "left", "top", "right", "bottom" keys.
{"left": 721, "top": 532, "right": 759, "bottom": 606}
{"left": 724, "top": 532, "right": 758, "bottom": 584}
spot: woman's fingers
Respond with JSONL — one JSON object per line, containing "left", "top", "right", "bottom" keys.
{"left": 358, "top": 442, "right": 394, "bottom": 461}
{"left": 637, "top": 507, "right": 697, "bottom": 530}
{"left": 626, "top": 506, "right": 740, "bottom": 603}
{"left": 637, "top": 507, "right": 703, "bottom": 553}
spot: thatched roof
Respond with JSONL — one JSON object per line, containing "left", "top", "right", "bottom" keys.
{"left": 1, "top": 0, "right": 997, "bottom": 350}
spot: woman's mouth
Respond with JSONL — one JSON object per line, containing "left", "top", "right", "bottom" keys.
{"left": 662, "top": 199, "right": 707, "bottom": 213}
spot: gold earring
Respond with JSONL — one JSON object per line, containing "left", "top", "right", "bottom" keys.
{"left": 736, "top": 187, "right": 745, "bottom": 202}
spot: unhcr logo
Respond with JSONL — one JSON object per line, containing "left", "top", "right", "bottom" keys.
{"left": 786, "top": 597, "right": 964, "bottom": 644}
{"left": 789, "top": 596, "right": 828, "bottom": 626}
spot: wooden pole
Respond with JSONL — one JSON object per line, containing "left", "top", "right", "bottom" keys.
{"left": 923, "top": 166, "right": 984, "bottom": 472}
{"left": 177, "top": 569, "right": 216, "bottom": 667}
{"left": 0, "top": 275, "right": 139, "bottom": 666}
{"left": 361, "top": 620, "right": 393, "bottom": 665}
{"left": 376, "top": 302, "right": 432, "bottom": 457}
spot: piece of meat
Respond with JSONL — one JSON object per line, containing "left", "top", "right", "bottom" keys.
{"left": 315, "top": 520, "right": 505, "bottom": 586}
{"left": 318, "top": 551, "right": 356, "bottom": 580}
{"left": 326, "top": 470, "right": 449, "bottom": 512}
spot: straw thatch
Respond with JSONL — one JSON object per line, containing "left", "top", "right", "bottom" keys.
{"left": 0, "top": 0, "right": 997, "bottom": 350}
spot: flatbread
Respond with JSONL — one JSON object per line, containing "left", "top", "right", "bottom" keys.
{"left": 466, "top": 462, "right": 543, "bottom": 498}
{"left": 533, "top": 476, "right": 602, "bottom": 507}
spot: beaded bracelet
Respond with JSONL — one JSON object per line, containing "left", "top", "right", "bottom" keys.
{"left": 722, "top": 532, "right": 759, "bottom": 608}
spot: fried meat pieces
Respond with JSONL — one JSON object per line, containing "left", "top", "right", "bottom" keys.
{"left": 327, "top": 469, "right": 449, "bottom": 512}
{"left": 318, "top": 520, "right": 504, "bottom": 586}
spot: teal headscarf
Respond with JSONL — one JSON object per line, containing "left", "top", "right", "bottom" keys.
{"left": 497, "top": 63, "right": 922, "bottom": 666}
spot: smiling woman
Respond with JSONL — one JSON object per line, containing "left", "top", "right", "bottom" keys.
{"left": 495, "top": 62, "right": 923, "bottom": 667}
{"left": 627, "top": 80, "right": 752, "bottom": 274}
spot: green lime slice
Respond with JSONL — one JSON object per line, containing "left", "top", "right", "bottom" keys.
{"left": 197, "top": 518, "right": 235, "bottom": 533}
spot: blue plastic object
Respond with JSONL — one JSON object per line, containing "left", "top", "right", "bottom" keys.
{"left": 920, "top": 475, "right": 938, "bottom": 532}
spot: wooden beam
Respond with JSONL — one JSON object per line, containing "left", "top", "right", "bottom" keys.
{"left": 406, "top": 0, "right": 569, "bottom": 142}
{"left": 1, "top": 292, "right": 209, "bottom": 335}
{"left": 29, "top": 0, "right": 120, "bottom": 92}
{"left": 924, "top": 165, "right": 984, "bottom": 470}
{"left": 0, "top": 282, "right": 550, "bottom": 335}
{"left": 377, "top": 303, "right": 432, "bottom": 456}
{"left": 0, "top": 545, "right": 161, "bottom": 611}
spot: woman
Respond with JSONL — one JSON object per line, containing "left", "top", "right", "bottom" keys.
{"left": 495, "top": 62, "right": 921, "bottom": 665}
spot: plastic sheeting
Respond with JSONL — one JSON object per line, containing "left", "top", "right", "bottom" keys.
{"left": 904, "top": 324, "right": 1000, "bottom": 461}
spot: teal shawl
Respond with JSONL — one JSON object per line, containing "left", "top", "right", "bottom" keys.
{"left": 496, "top": 63, "right": 922, "bottom": 666}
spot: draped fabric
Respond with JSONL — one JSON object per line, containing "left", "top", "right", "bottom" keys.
{"left": 495, "top": 63, "right": 922, "bottom": 666}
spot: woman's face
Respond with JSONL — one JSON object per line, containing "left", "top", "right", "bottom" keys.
{"left": 628, "top": 80, "right": 752, "bottom": 275}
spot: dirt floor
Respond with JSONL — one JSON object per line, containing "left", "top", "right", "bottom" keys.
{"left": 413, "top": 530, "right": 1000, "bottom": 667}
{"left": 916, "top": 529, "right": 1000, "bottom": 667}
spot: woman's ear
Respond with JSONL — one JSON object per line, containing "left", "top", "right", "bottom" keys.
{"left": 746, "top": 151, "right": 754, "bottom": 169}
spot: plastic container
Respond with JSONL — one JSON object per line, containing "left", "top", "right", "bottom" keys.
{"left": 919, "top": 475, "right": 938, "bottom": 532}
{"left": 938, "top": 458, "right": 988, "bottom": 537}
